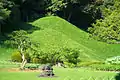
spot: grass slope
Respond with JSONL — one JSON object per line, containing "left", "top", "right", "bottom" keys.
{"left": 31, "top": 16, "right": 120, "bottom": 61}
{"left": 0, "top": 16, "right": 119, "bottom": 62}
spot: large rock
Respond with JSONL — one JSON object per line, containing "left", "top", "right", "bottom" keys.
{"left": 38, "top": 64, "right": 54, "bottom": 77}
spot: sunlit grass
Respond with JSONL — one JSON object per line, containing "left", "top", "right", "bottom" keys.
{"left": 0, "top": 67, "right": 117, "bottom": 80}
{"left": 31, "top": 16, "right": 120, "bottom": 61}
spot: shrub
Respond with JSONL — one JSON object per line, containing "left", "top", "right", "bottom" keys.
{"left": 11, "top": 51, "right": 22, "bottom": 62}
{"left": 64, "top": 62, "right": 75, "bottom": 68}
{"left": 77, "top": 61, "right": 103, "bottom": 67}
{"left": 105, "top": 56, "right": 120, "bottom": 65}
{"left": 63, "top": 48, "right": 81, "bottom": 66}
{"left": 29, "top": 48, "right": 81, "bottom": 66}
{"left": 11, "top": 51, "right": 31, "bottom": 62}
{"left": 32, "top": 58, "right": 40, "bottom": 63}
{"left": 89, "top": 64, "right": 120, "bottom": 71}
{"left": 25, "top": 63, "right": 40, "bottom": 70}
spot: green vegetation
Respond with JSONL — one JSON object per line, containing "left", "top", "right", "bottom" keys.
{"left": 0, "top": 16, "right": 120, "bottom": 67}
{"left": 0, "top": 0, "right": 120, "bottom": 80}
{"left": 89, "top": 0, "right": 120, "bottom": 43}
{"left": 89, "top": 64, "right": 120, "bottom": 71}
{"left": 0, "top": 46, "right": 14, "bottom": 60}
{"left": 11, "top": 51, "right": 22, "bottom": 62}
{"left": 105, "top": 56, "right": 120, "bottom": 65}
{"left": 31, "top": 16, "right": 120, "bottom": 61}
{"left": 0, "top": 15, "right": 120, "bottom": 68}
{"left": 0, "top": 67, "right": 117, "bottom": 80}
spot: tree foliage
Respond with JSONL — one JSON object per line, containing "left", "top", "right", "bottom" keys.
{"left": 6, "top": 30, "right": 40, "bottom": 69}
{"left": 63, "top": 48, "right": 81, "bottom": 66}
{"left": 0, "top": 0, "right": 103, "bottom": 34}
{"left": 0, "top": 0, "right": 12, "bottom": 34}
{"left": 88, "top": 0, "right": 120, "bottom": 43}
{"left": 0, "top": 0, "right": 12, "bottom": 23}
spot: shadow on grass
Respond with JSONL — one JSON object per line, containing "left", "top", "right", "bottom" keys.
{"left": 115, "top": 73, "right": 120, "bottom": 80}
{"left": 3, "top": 22, "right": 40, "bottom": 34}
{"left": 0, "top": 22, "right": 40, "bottom": 47}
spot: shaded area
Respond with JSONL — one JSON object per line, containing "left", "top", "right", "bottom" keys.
{"left": 2, "top": 22, "right": 40, "bottom": 33}
{"left": 0, "top": 22, "right": 40, "bottom": 45}
{"left": 57, "top": 3, "right": 102, "bottom": 31}
{"left": 69, "top": 11, "right": 93, "bottom": 31}
{"left": 115, "top": 73, "right": 120, "bottom": 80}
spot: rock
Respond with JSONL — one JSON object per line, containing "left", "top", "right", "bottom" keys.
{"left": 38, "top": 64, "right": 54, "bottom": 77}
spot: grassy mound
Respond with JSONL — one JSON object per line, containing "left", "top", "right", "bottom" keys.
{"left": 0, "top": 16, "right": 119, "bottom": 62}
{"left": 30, "top": 16, "right": 120, "bottom": 61}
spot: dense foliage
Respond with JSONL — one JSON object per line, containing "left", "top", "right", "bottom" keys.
{"left": 89, "top": 64, "right": 120, "bottom": 71}
{"left": 5, "top": 29, "right": 81, "bottom": 67}
{"left": 1, "top": 0, "right": 120, "bottom": 44}
{"left": 0, "top": 0, "right": 12, "bottom": 34}
{"left": 105, "top": 56, "right": 120, "bottom": 65}
{"left": 0, "top": 0, "right": 102, "bottom": 34}
{"left": 88, "top": 0, "right": 120, "bottom": 43}
{"left": 0, "top": 0, "right": 120, "bottom": 70}
{"left": 5, "top": 30, "right": 40, "bottom": 69}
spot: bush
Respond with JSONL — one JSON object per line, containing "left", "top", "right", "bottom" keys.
{"left": 63, "top": 48, "right": 81, "bottom": 66}
{"left": 25, "top": 64, "right": 40, "bottom": 70}
{"left": 11, "top": 51, "right": 30, "bottom": 62}
{"left": 11, "top": 51, "right": 22, "bottom": 62}
{"left": 29, "top": 48, "right": 81, "bottom": 66}
{"left": 77, "top": 61, "right": 103, "bottom": 67}
{"left": 105, "top": 56, "right": 120, "bottom": 65}
{"left": 64, "top": 62, "right": 75, "bottom": 68}
{"left": 32, "top": 58, "right": 40, "bottom": 63}
{"left": 89, "top": 64, "right": 120, "bottom": 71}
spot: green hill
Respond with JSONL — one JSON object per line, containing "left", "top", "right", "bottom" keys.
{"left": 30, "top": 16, "right": 120, "bottom": 61}
{"left": 0, "top": 16, "right": 119, "bottom": 62}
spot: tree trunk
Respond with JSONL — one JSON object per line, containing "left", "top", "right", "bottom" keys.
{"left": 20, "top": 54, "right": 27, "bottom": 70}
{"left": 0, "top": 24, "right": 1, "bottom": 35}
{"left": 67, "top": 12, "right": 72, "bottom": 22}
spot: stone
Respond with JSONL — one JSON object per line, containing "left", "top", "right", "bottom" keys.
{"left": 38, "top": 64, "right": 54, "bottom": 77}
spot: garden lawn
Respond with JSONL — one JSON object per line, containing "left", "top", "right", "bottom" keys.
{"left": 0, "top": 67, "right": 117, "bottom": 80}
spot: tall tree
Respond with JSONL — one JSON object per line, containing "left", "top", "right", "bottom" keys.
{"left": 0, "top": 0, "right": 11, "bottom": 34}
{"left": 10, "top": 0, "right": 45, "bottom": 22}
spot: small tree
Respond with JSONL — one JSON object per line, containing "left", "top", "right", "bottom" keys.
{"left": 63, "top": 48, "right": 81, "bottom": 66}
{"left": 7, "top": 30, "right": 40, "bottom": 70}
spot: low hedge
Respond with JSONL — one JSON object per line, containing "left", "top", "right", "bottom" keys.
{"left": 89, "top": 64, "right": 120, "bottom": 71}
{"left": 25, "top": 64, "right": 40, "bottom": 70}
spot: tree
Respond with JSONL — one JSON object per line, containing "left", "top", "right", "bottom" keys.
{"left": 88, "top": 0, "right": 120, "bottom": 43}
{"left": 10, "top": 0, "right": 45, "bottom": 22}
{"left": 63, "top": 48, "right": 81, "bottom": 66}
{"left": 7, "top": 30, "right": 40, "bottom": 69}
{"left": 46, "top": 0, "right": 67, "bottom": 15}
{"left": 0, "top": 0, "right": 11, "bottom": 34}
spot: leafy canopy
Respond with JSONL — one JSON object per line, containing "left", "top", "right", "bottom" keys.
{"left": 88, "top": 0, "right": 120, "bottom": 43}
